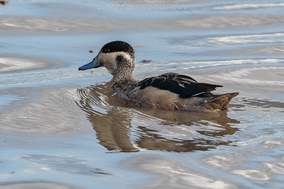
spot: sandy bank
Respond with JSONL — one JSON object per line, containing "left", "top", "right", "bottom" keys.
{"left": 0, "top": 55, "right": 66, "bottom": 73}
{"left": 1, "top": 14, "right": 284, "bottom": 35}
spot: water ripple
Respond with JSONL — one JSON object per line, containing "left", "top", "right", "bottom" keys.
{"left": 75, "top": 82, "right": 241, "bottom": 152}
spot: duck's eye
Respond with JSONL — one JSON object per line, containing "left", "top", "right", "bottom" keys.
{"left": 103, "top": 48, "right": 110, "bottom": 53}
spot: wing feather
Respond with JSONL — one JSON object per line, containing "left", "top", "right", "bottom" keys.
{"left": 138, "top": 72, "right": 222, "bottom": 98}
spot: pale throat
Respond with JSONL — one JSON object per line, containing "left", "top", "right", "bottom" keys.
{"left": 100, "top": 52, "right": 135, "bottom": 84}
{"left": 111, "top": 68, "right": 135, "bottom": 84}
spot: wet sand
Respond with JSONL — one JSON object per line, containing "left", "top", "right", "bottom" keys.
{"left": 0, "top": 56, "right": 63, "bottom": 73}
{"left": 2, "top": 14, "right": 284, "bottom": 36}
{"left": 1, "top": 0, "right": 284, "bottom": 188}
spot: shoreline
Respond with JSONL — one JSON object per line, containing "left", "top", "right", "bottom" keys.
{"left": 0, "top": 55, "right": 67, "bottom": 73}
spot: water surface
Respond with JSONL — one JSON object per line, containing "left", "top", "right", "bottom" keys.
{"left": 0, "top": 0, "right": 284, "bottom": 188}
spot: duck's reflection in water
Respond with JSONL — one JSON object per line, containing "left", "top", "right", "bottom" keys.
{"left": 76, "top": 82, "right": 240, "bottom": 152}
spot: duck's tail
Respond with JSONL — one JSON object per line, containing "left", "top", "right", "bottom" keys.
{"left": 202, "top": 92, "right": 239, "bottom": 111}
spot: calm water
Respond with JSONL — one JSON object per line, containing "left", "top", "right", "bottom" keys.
{"left": 1, "top": 0, "right": 284, "bottom": 188}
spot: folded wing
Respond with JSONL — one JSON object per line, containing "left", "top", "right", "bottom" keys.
{"left": 138, "top": 72, "right": 222, "bottom": 98}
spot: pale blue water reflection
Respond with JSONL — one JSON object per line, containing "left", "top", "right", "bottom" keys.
{"left": 1, "top": 0, "right": 284, "bottom": 188}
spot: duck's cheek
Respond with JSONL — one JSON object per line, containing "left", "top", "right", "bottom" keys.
{"left": 99, "top": 53, "right": 117, "bottom": 69}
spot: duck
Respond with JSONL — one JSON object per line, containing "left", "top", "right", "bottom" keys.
{"left": 78, "top": 41, "right": 239, "bottom": 112}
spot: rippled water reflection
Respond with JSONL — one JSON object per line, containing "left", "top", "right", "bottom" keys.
{"left": 1, "top": 0, "right": 284, "bottom": 188}
{"left": 77, "top": 82, "right": 241, "bottom": 152}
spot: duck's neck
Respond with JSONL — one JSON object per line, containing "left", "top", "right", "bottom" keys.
{"left": 111, "top": 69, "right": 135, "bottom": 85}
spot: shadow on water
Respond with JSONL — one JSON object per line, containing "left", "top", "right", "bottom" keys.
{"left": 76, "top": 82, "right": 240, "bottom": 152}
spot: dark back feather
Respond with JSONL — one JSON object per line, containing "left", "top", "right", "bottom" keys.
{"left": 138, "top": 72, "right": 222, "bottom": 98}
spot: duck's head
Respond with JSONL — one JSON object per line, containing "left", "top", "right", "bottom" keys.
{"left": 78, "top": 41, "right": 135, "bottom": 78}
